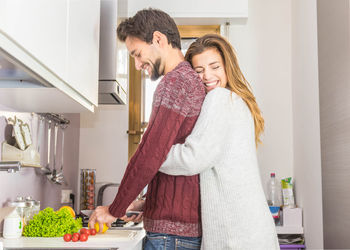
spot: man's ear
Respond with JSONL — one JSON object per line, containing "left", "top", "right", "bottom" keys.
{"left": 152, "top": 31, "right": 167, "bottom": 48}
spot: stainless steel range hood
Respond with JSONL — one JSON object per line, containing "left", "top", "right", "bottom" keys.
{"left": 98, "top": 80, "right": 126, "bottom": 104}
{"left": 98, "top": 0, "right": 128, "bottom": 105}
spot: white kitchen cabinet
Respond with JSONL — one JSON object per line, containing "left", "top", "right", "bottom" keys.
{"left": 66, "top": 0, "right": 100, "bottom": 106}
{"left": 0, "top": 0, "right": 68, "bottom": 80}
{"left": 0, "top": 0, "right": 100, "bottom": 112}
{"left": 127, "top": 0, "right": 248, "bottom": 24}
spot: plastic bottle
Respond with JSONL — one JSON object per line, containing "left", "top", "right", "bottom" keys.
{"left": 267, "top": 173, "right": 281, "bottom": 225}
{"left": 3, "top": 208, "right": 23, "bottom": 239}
{"left": 267, "top": 173, "right": 281, "bottom": 206}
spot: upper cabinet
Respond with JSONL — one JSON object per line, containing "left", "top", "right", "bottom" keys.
{"left": 67, "top": 0, "right": 100, "bottom": 106}
{"left": 127, "top": 0, "right": 248, "bottom": 24}
{"left": 0, "top": 0, "right": 68, "bottom": 80}
{"left": 0, "top": 0, "right": 100, "bottom": 112}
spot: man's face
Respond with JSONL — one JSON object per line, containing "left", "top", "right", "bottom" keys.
{"left": 125, "top": 36, "right": 164, "bottom": 80}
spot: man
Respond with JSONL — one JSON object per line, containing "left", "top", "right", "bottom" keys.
{"left": 89, "top": 8, "right": 205, "bottom": 249}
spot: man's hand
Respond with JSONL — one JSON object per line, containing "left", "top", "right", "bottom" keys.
{"left": 88, "top": 206, "right": 117, "bottom": 233}
{"left": 120, "top": 200, "right": 145, "bottom": 223}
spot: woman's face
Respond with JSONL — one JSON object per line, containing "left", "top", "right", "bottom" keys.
{"left": 192, "top": 48, "right": 227, "bottom": 92}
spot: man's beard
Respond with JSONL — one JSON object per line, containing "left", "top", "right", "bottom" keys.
{"left": 150, "top": 58, "right": 163, "bottom": 81}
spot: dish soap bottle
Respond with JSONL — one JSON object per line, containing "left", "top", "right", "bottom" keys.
{"left": 3, "top": 207, "right": 23, "bottom": 239}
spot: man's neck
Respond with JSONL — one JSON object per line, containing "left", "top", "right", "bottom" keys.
{"left": 163, "top": 49, "right": 185, "bottom": 75}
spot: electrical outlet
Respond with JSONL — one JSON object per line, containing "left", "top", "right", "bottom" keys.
{"left": 61, "top": 189, "right": 72, "bottom": 203}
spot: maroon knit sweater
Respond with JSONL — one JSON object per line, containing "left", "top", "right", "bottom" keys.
{"left": 109, "top": 61, "right": 205, "bottom": 236}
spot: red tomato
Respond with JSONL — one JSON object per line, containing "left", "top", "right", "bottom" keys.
{"left": 72, "top": 235, "right": 79, "bottom": 242}
{"left": 80, "top": 233, "right": 88, "bottom": 242}
{"left": 80, "top": 228, "right": 87, "bottom": 234}
{"left": 63, "top": 233, "right": 72, "bottom": 242}
{"left": 90, "top": 228, "right": 96, "bottom": 236}
{"left": 85, "top": 229, "right": 91, "bottom": 236}
{"left": 73, "top": 233, "right": 80, "bottom": 240}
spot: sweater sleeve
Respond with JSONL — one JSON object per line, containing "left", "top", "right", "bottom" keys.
{"left": 159, "top": 88, "right": 232, "bottom": 176}
{"left": 108, "top": 73, "right": 204, "bottom": 217}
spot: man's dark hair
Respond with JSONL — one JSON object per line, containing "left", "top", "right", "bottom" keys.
{"left": 117, "top": 8, "right": 181, "bottom": 49}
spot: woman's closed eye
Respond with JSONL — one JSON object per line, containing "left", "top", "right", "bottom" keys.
{"left": 194, "top": 67, "right": 204, "bottom": 74}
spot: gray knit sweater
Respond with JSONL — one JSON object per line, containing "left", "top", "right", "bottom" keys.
{"left": 159, "top": 87, "right": 279, "bottom": 250}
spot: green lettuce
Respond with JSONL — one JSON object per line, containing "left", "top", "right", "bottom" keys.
{"left": 23, "top": 207, "right": 82, "bottom": 237}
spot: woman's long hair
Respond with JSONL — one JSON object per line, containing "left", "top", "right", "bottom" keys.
{"left": 185, "top": 34, "right": 264, "bottom": 146}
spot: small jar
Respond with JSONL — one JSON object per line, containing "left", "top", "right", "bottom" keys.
{"left": 9, "top": 197, "right": 26, "bottom": 219}
{"left": 33, "top": 200, "right": 40, "bottom": 216}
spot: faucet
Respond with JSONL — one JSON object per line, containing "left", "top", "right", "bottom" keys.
{"left": 96, "top": 183, "right": 120, "bottom": 206}
{"left": 0, "top": 161, "right": 21, "bottom": 173}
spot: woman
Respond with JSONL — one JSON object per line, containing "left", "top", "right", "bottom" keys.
{"left": 158, "top": 34, "right": 279, "bottom": 249}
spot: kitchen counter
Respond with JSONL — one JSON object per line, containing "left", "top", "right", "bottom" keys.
{"left": 0, "top": 228, "right": 145, "bottom": 250}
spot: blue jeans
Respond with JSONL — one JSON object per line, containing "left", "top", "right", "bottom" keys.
{"left": 143, "top": 232, "right": 201, "bottom": 250}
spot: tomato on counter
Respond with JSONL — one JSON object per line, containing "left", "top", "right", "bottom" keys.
{"left": 63, "top": 234, "right": 72, "bottom": 242}
{"left": 72, "top": 235, "right": 79, "bottom": 242}
{"left": 80, "top": 233, "right": 88, "bottom": 242}
{"left": 72, "top": 233, "right": 80, "bottom": 240}
{"left": 63, "top": 228, "right": 98, "bottom": 242}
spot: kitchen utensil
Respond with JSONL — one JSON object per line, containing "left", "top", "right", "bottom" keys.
{"left": 50, "top": 122, "right": 62, "bottom": 185}
{"left": 45, "top": 120, "right": 54, "bottom": 180}
{"left": 7, "top": 116, "right": 26, "bottom": 151}
{"left": 35, "top": 117, "right": 51, "bottom": 175}
{"left": 19, "top": 122, "right": 32, "bottom": 148}
{"left": 107, "top": 223, "right": 144, "bottom": 231}
{"left": 36, "top": 116, "right": 44, "bottom": 152}
{"left": 52, "top": 124, "right": 68, "bottom": 185}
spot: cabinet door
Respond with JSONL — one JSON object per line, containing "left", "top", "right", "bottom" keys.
{"left": 0, "top": 0, "right": 68, "bottom": 80}
{"left": 66, "top": 0, "right": 100, "bottom": 106}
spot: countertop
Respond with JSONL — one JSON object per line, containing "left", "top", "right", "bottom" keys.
{"left": 0, "top": 227, "right": 145, "bottom": 250}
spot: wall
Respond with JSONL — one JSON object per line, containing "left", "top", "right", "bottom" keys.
{"left": 291, "top": 0, "right": 324, "bottom": 248}
{"left": 228, "top": 0, "right": 293, "bottom": 198}
{"left": 0, "top": 111, "right": 80, "bottom": 232}
{"left": 318, "top": 0, "right": 350, "bottom": 248}
{"left": 229, "top": 0, "right": 324, "bottom": 247}
{"left": 79, "top": 105, "right": 128, "bottom": 208}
